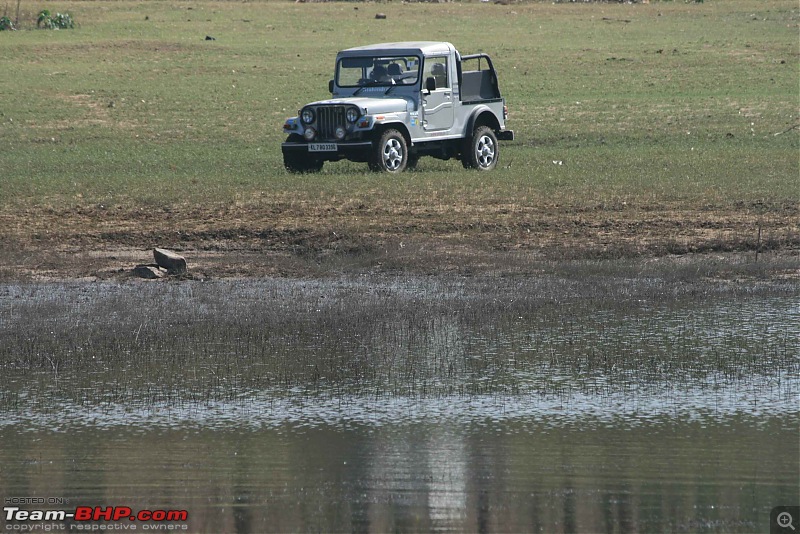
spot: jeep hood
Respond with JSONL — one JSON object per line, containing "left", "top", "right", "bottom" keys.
{"left": 307, "top": 97, "right": 414, "bottom": 115}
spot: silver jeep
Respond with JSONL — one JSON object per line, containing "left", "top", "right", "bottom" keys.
{"left": 282, "top": 41, "right": 514, "bottom": 173}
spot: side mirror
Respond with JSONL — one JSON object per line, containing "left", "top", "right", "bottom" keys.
{"left": 425, "top": 77, "right": 436, "bottom": 93}
{"left": 328, "top": 79, "right": 334, "bottom": 94}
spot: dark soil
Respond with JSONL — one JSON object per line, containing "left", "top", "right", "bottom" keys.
{"left": 0, "top": 200, "right": 797, "bottom": 281}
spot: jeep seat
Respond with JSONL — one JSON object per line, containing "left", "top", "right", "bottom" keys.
{"left": 431, "top": 63, "right": 447, "bottom": 88}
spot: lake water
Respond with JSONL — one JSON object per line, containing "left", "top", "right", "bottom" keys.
{"left": 0, "top": 278, "right": 797, "bottom": 532}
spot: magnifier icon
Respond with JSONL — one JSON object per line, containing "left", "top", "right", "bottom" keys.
{"left": 779, "top": 512, "right": 796, "bottom": 531}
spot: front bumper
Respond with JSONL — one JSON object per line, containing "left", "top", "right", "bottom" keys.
{"left": 281, "top": 140, "right": 373, "bottom": 161}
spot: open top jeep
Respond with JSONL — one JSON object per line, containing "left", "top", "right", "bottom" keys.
{"left": 282, "top": 41, "right": 514, "bottom": 173}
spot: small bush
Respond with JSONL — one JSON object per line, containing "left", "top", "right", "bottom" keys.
{"left": 0, "top": 16, "right": 15, "bottom": 30}
{"left": 37, "top": 9, "right": 74, "bottom": 29}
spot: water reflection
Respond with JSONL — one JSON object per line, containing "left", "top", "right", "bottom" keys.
{"left": 1, "top": 375, "right": 797, "bottom": 432}
{"left": 0, "top": 279, "right": 797, "bottom": 532}
{"left": 0, "top": 415, "right": 795, "bottom": 533}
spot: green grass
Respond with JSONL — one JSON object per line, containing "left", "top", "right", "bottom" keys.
{"left": 0, "top": 0, "right": 797, "bottom": 211}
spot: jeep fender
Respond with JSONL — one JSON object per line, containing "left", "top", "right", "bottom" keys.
{"left": 371, "top": 121, "right": 412, "bottom": 147}
{"left": 464, "top": 107, "right": 501, "bottom": 137}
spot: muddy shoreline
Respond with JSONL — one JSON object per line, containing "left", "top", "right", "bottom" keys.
{"left": 0, "top": 201, "right": 797, "bottom": 282}
{"left": 1, "top": 242, "right": 798, "bottom": 283}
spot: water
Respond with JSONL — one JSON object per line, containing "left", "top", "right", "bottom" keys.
{"left": 2, "top": 415, "right": 793, "bottom": 533}
{"left": 0, "top": 278, "right": 797, "bottom": 532}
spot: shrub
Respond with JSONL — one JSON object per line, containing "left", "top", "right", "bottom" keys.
{"left": 37, "top": 9, "right": 74, "bottom": 29}
{"left": 0, "top": 16, "right": 15, "bottom": 30}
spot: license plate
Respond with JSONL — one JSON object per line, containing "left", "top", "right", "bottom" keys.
{"left": 309, "top": 143, "right": 337, "bottom": 152}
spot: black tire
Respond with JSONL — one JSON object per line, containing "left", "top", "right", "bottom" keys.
{"left": 283, "top": 134, "right": 324, "bottom": 174}
{"left": 406, "top": 154, "right": 420, "bottom": 171}
{"left": 462, "top": 125, "right": 499, "bottom": 171}
{"left": 369, "top": 129, "right": 408, "bottom": 173}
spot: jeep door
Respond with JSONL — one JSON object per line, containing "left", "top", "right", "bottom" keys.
{"left": 421, "top": 56, "right": 455, "bottom": 132}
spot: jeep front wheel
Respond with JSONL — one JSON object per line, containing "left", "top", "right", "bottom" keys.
{"left": 369, "top": 129, "right": 408, "bottom": 173}
{"left": 462, "top": 125, "right": 498, "bottom": 171}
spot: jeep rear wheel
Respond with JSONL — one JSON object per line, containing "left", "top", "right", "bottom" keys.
{"left": 283, "top": 134, "right": 324, "bottom": 174}
{"left": 369, "top": 129, "right": 408, "bottom": 173}
{"left": 462, "top": 126, "right": 498, "bottom": 171}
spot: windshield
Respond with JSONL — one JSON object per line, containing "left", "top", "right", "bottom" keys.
{"left": 336, "top": 55, "right": 421, "bottom": 87}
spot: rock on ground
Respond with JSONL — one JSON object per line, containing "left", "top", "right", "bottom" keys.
{"left": 133, "top": 264, "right": 166, "bottom": 279}
{"left": 153, "top": 248, "right": 188, "bottom": 275}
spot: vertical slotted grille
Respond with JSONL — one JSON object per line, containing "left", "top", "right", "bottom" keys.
{"left": 316, "top": 106, "right": 346, "bottom": 140}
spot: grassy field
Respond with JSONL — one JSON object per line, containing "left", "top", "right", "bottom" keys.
{"left": 0, "top": 0, "right": 797, "bottom": 278}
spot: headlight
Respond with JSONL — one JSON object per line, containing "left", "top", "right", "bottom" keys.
{"left": 303, "top": 127, "right": 316, "bottom": 141}
{"left": 334, "top": 126, "right": 346, "bottom": 140}
{"left": 301, "top": 108, "right": 315, "bottom": 124}
{"left": 346, "top": 107, "right": 359, "bottom": 123}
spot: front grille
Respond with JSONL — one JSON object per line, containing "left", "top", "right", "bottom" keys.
{"left": 316, "top": 106, "right": 346, "bottom": 140}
